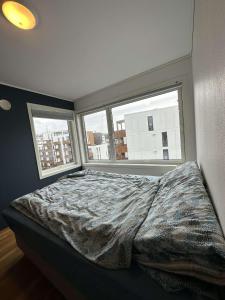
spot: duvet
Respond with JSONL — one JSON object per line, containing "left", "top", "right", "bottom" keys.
{"left": 11, "top": 169, "right": 159, "bottom": 269}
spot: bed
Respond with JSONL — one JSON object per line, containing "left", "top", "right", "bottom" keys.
{"left": 3, "top": 207, "right": 194, "bottom": 300}
{"left": 2, "top": 163, "right": 225, "bottom": 300}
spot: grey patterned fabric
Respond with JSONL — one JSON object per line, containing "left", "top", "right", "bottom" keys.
{"left": 134, "top": 161, "right": 225, "bottom": 287}
{"left": 142, "top": 268, "right": 222, "bottom": 300}
{"left": 11, "top": 169, "right": 159, "bottom": 269}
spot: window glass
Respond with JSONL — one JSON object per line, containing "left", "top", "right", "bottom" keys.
{"left": 163, "top": 149, "right": 169, "bottom": 160}
{"left": 147, "top": 116, "right": 154, "bottom": 131}
{"left": 162, "top": 131, "right": 168, "bottom": 147}
{"left": 33, "top": 118, "right": 75, "bottom": 171}
{"left": 83, "top": 110, "right": 109, "bottom": 160}
{"left": 111, "top": 90, "right": 181, "bottom": 160}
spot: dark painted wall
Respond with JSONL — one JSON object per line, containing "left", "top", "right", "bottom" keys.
{"left": 0, "top": 84, "right": 80, "bottom": 229}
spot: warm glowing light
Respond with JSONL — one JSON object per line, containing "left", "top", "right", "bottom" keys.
{"left": 2, "top": 1, "right": 36, "bottom": 30}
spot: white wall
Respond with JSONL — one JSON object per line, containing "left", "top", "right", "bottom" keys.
{"left": 192, "top": 0, "right": 225, "bottom": 234}
{"left": 125, "top": 106, "right": 181, "bottom": 160}
{"left": 88, "top": 144, "right": 109, "bottom": 160}
{"left": 75, "top": 56, "right": 196, "bottom": 176}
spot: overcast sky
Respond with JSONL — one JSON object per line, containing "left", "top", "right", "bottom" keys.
{"left": 34, "top": 118, "right": 68, "bottom": 135}
{"left": 33, "top": 90, "right": 178, "bottom": 136}
{"left": 84, "top": 90, "right": 178, "bottom": 133}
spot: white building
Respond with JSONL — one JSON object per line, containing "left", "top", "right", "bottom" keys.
{"left": 125, "top": 106, "right": 181, "bottom": 160}
{"left": 88, "top": 143, "right": 109, "bottom": 160}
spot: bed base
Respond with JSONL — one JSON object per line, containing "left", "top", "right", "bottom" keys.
{"left": 2, "top": 207, "right": 195, "bottom": 300}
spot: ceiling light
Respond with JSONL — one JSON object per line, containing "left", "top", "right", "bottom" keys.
{"left": 2, "top": 1, "right": 36, "bottom": 30}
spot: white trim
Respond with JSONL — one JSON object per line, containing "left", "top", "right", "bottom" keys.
{"left": 106, "top": 107, "right": 115, "bottom": 160}
{"left": 1, "top": 56, "right": 191, "bottom": 104}
{"left": 83, "top": 160, "right": 182, "bottom": 166}
{"left": 76, "top": 114, "right": 87, "bottom": 164}
{"left": 83, "top": 162, "right": 178, "bottom": 168}
{"left": 0, "top": 81, "right": 73, "bottom": 102}
{"left": 27, "top": 103, "right": 81, "bottom": 179}
{"left": 74, "top": 55, "right": 191, "bottom": 106}
{"left": 78, "top": 85, "right": 185, "bottom": 165}
{"left": 83, "top": 162, "right": 177, "bottom": 177}
{"left": 40, "top": 163, "right": 80, "bottom": 179}
{"left": 27, "top": 103, "right": 74, "bottom": 115}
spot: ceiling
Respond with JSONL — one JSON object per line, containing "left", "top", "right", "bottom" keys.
{"left": 0, "top": 0, "right": 194, "bottom": 101}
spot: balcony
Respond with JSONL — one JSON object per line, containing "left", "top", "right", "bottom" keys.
{"left": 114, "top": 130, "right": 126, "bottom": 139}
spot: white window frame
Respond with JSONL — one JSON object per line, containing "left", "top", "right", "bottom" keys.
{"left": 27, "top": 103, "right": 81, "bottom": 179}
{"left": 77, "top": 84, "right": 185, "bottom": 166}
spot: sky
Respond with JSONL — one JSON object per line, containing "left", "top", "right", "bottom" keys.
{"left": 33, "top": 118, "right": 69, "bottom": 135}
{"left": 33, "top": 90, "right": 179, "bottom": 136}
{"left": 84, "top": 90, "right": 178, "bottom": 133}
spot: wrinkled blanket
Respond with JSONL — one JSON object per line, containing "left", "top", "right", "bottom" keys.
{"left": 11, "top": 169, "right": 159, "bottom": 269}
{"left": 134, "top": 161, "right": 225, "bottom": 299}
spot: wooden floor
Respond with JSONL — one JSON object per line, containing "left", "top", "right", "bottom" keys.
{"left": 0, "top": 227, "right": 65, "bottom": 300}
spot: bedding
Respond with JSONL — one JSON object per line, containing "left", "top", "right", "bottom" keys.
{"left": 11, "top": 169, "right": 159, "bottom": 269}
{"left": 134, "top": 161, "right": 225, "bottom": 290}
{"left": 10, "top": 162, "right": 225, "bottom": 298}
{"left": 3, "top": 207, "right": 196, "bottom": 300}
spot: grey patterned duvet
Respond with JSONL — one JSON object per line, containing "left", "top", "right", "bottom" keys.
{"left": 11, "top": 169, "right": 159, "bottom": 268}
{"left": 134, "top": 162, "right": 225, "bottom": 298}
{"left": 11, "top": 163, "right": 225, "bottom": 299}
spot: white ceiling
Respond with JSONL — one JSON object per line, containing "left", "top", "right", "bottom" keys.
{"left": 0, "top": 0, "right": 194, "bottom": 101}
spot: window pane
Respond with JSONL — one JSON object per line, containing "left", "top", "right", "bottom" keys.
{"left": 112, "top": 90, "right": 182, "bottom": 160}
{"left": 33, "top": 118, "right": 75, "bottom": 171}
{"left": 162, "top": 131, "right": 168, "bottom": 147}
{"left": 83, "top": 110, "right": 109, "bottom": 160}
{"left": 163, "top": 149, "right": 169, "bottom": 160}
{"left": 147, "top": 116, "right": 154, "bottom": 131}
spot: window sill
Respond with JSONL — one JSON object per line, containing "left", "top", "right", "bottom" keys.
{"left": 40, "top": 163, "right": 81, "bottom": 179}
{"left": 83, "top": 162, "right": 180, "bottom": 176}
{"left": 83, "top": 162, "right": 179, "bottom": 168}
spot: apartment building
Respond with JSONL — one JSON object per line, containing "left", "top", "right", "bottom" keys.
{"left": 37, "top": 131, "right": 73, "bottom": 170}
{"left": 125, "top": 106, "right": 181, "bottom": 160}
{"left": 86, "top": 106, "right": 181, "bottom": 161}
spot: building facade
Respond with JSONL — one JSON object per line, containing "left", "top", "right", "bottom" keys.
{"left": 86, "top": 131, "right": 109, "bottom": 160}
{"left": 85, "top": 106, "right": 181, "bottom": 161}
{"left": 125, "top": 106, "right": 181, "bottom": 160}
{"left": 37, "top": 131, "right": 74, "bottom": 170}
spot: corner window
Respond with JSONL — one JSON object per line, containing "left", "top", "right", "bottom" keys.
{"left": 80, "top": 86, "right": 184, "bottom": 163}
{"left": 28, "top": 103, "right": 80, "bottom": 179}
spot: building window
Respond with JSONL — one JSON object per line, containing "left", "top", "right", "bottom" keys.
{"left": 28, "top": 103, "right": 80, "bottom": 179}
{"left": 163, "top": 149, "right": 169, "bottom": 160}
{"left": 81, "top": 86, "right": 183, "bottom": 163}
{"left": 83, "top": 110, "right": 109, "bottom": 160}
{"left": 147, "top": 116, "right": 154, "bottom": 131}
{"left": 162, "top": 131, "right": 168, "bottom": 147}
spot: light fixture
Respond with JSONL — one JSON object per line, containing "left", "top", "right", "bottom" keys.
{"left": 2, "top": 1, "right": 36, "bottom": 30}
{"left": 0, "top": 99, "right": 11, "bottom": 111}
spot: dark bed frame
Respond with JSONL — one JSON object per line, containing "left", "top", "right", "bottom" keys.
{"left": 2, "top": 207, "right": 196, "bottom": 300}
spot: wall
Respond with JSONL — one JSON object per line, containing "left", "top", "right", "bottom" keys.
{"left": 192, "top": 0, "right": 225, "bottom": 234}
{"left": 0, "top": 84, "right": 80, "bottom": 229}
{"left": 125, "top": 106, "right": 181, "bottom": 160}
{"left": 74, "top": 56, "right": 196, "bottom": 175}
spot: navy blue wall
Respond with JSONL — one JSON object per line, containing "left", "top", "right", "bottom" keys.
{"left": 0, "top": 84, "right": 80, "bottom": 229}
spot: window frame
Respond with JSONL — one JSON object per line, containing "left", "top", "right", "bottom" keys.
{"left": 79, "top": 84, "right": 185, "bottom": 165}
{"left": 27, "top": 103, "right": 81, "bottom": 179}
